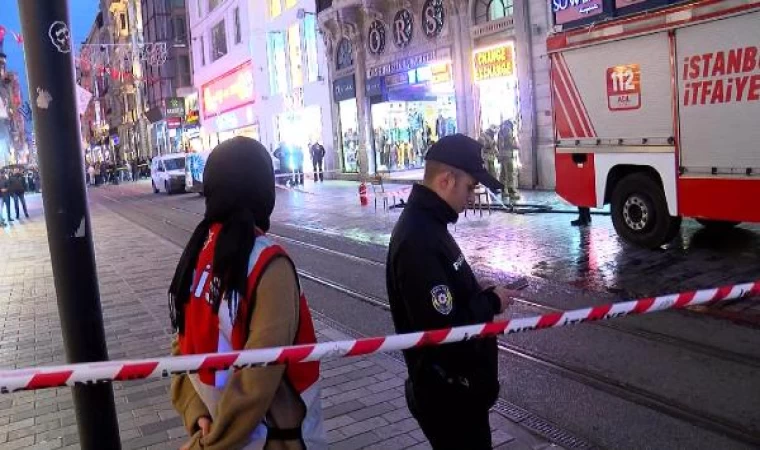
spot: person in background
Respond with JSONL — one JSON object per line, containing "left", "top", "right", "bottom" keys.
{"left": 9, "top": 169, "right": 29, "bottom": 220}
{"left": 292, "top": 145, "right": 305, "bottom": 186}
{"left": 0, "top": 171, "right": 13, "bottom": 223}
{"left": 169, "top": 137, "right": 326, "bottom": 450}
{"left": 309, "top": 141, "right": 326, "bottom": 183}
{"left": 387, "top": 134, "right": 518, "bottom": 450}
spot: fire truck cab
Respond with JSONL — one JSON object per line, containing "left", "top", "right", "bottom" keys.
{"left": 548, "top": 0, "right": 760, "bottom": 248}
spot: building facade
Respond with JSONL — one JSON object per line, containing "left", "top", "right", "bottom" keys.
{"left": 97, "top": 0, "right": 151, "bottom": 161}
{"left": 189, "top": 0, "right": 259, "bottom": 149}
{"left": 249, "top": 0, "right": 335, "bottom": 172}
{"left": 141, "top": 0, "right": 193, "bottom": 156}
{"left": 317, "top": 0, "right": 556, "bottom": 188}
{"left": 77, "top": 14, "right": 113, "bottom": 163}
{"left": 0, "top": 37, "right": 27, "bottom": 166}
{"left": 188, "top": 0, "right": 335, "bottom": 174}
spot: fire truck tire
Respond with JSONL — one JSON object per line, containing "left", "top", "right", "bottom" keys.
{"left": 696, "top": 219, "right": 740, "bottom": 230}
{"left": 611, "top": 173, "right": 680, "bottom": 249}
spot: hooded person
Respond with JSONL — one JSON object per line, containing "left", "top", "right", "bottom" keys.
{"left": 169, "top": 137, "right": 326, "bottom": 450}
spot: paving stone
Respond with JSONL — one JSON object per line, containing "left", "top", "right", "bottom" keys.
{"left": 347, "top": 402, "right": 396, "bottom": 422}
{"left": 322, "top": 400, "right": 365, "bottom": 420}
{"left": 331, "top": 431, "right": 385, "bottom": 450}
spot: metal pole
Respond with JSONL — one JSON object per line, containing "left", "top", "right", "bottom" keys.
{"left": 16, "top": 2, "right": 122, "bottom": 449}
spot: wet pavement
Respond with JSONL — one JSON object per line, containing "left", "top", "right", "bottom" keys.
{"left": 272, "top": 180, "right": 760, "bottom": 307}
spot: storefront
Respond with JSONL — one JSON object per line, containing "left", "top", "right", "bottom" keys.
{"left": 473, "top": 42, "right": 519, "bottom": 133}
{"left": 271, "top": 88, "right": 323, "bottom": 171}
{"left": 367, "top": 48, "right": 457, "bottom": 173}
{"left": 200, "top": 60, "right": 260, "bottom": 149}
{"left": 333, "top": 74, "right": 360, "bottom": 173}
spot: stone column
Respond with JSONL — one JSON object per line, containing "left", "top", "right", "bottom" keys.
{"left": 513, "top": 0, "right": 539, "bottom": 188}
{"left": 350, "top": 28, "right": 374, "bottom": 177}
{"left": 448, "top": 0, "right": 474, "bottom": 137}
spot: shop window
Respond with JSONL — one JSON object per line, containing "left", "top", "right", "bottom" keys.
{"left": 178, "top": 55, "right": 191, "bottom": 87}
{"left": 304, "top": 14, "right": 319, "bottom": 83}
{"left": 474, "top": 0, "right": 514, "bottom": 24}
{"left": 211, "top": 20, "right": 228, "bottom": 62}
{"left": 173, "top": 16, "right": 187, "bottom": 42}
{"left": 267, "top": 31, "right": 288, "bottom": 94}
{"left": 233, "top": 7, "right": 242, "bottom": 44}
{"left": 270, "top": 0, "right": 282, "bottom": 18}
{"left": 208, "top": 0, "right": 223, "bottom": 13}
{"left": 287, "top": 23, "right": 304, "bottom": 89}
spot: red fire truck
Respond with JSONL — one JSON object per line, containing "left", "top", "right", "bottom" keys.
{"left": 548, "top": 0, "right": 760, "bottom": 248}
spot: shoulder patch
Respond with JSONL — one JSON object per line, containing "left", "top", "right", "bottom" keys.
{"left": 430, "top": 285, "right": 453, "bottom": 315}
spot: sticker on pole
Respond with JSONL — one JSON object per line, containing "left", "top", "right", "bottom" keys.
{"left": 607, "top": 64, "right": 641, "bottom": 111}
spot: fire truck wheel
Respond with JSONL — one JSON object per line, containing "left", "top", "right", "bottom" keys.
{"left": 696, "top": 219, "right": 740, "bottom": 230}
{"left": 611, "top": 173, "right": 679, "bottom": 249}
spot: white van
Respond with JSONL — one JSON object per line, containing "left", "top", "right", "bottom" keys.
{"left": 151, "top": 154, "right": 186, "bottom": 195}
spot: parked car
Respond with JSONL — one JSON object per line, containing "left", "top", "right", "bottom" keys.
{"left": 151, "top": 154, "right": 186, "bottom": 195}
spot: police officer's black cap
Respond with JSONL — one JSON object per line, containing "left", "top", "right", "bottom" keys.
{"left": 424, "top": 134, "right": 504, "bottom": 191}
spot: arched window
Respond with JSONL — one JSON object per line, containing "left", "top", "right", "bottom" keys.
{"left": 474, "top": 0, "right": 514, "bottom": 25}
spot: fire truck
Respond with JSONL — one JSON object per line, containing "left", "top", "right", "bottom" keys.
{"left": 548, "top": 0, "right": 760, "bottom": 248}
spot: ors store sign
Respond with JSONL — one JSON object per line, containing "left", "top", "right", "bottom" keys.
{"left": 202, "top": 61, "right": 255, "bottom": 119}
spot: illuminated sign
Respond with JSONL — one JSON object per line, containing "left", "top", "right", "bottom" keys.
{"left": 202, "top": 61, "right": 255, "bottom": 119}
{"left": 473, "top": 44, "right": 515, "bottom": 81}
{"left": 552, "top": 0, "right": 606, "bottom": 26}
{"left": 165, "top": 97, "right": 185, "bottom": 118}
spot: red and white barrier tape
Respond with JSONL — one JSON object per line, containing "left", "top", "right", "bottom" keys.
{"left": 1, "top": 281, "right": 757, "bottom": 393}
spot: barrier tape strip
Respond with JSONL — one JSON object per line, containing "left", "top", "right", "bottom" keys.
{"left": 1, "top": 281, "right": 757, "bottom": 393}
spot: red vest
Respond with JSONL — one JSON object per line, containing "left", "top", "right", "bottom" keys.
{"left": 178, "top": 225, "right": 325, "bottom": 448}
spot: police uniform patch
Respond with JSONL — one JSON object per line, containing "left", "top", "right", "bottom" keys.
{"left": 431, "top": 285, "right": 453, "bottom": 315}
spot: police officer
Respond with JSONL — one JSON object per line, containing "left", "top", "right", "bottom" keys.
{"left": 387, "top": 134, "right": 518, "bottom": 449}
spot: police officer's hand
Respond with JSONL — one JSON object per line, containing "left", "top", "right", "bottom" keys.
{"left": 493, "top": 286, "right": 519, "bottom": 313}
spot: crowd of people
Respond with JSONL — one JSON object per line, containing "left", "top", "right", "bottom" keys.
{"left": 86, "top": 158, "right": 150, "bottom": 186}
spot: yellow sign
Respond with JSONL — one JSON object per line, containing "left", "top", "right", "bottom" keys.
{"left": 473, "top": 44, "right": 515, "bottom": 82}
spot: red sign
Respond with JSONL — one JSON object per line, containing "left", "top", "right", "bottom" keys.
{"left": 552, "top": 0, "right": 605, "bottom": 25}
{"left": 202, "top": 61, "right": 255, "bottom": 119}
{"left": 167, "top": 117, "right": 182, "bottom": 129}
{"left": 607, "top": 64, "right": 641, "bottom": 111}
{"left": 615, "top": 0, "right": 647, "bottom": 6}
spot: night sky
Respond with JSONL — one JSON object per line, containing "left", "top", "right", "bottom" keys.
{"left": 0, "top": 0, "right": 99, "bottom": 104}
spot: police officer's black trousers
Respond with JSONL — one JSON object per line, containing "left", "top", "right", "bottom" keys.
{"left": 406, "top": 381, "right": 492, "bottom": 449}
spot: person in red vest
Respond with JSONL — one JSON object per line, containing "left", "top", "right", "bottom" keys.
{"left": 168, "top": 137, "right": 326, "bottom": 449}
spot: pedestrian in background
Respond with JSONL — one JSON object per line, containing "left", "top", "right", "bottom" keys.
{"left": 9, "top": 169, "right": 29, "bottom": 220}
{"left": 168, "top": 137, "right": 326, "bottom": 450}
{"left": 0, "top": 171, "right": 13, "bottom": 223}
{"left": 386, "top": 134, "right": 518, "bottom": 450}
{"left": 309, "top": 141, "right": 326, "bottom": 182}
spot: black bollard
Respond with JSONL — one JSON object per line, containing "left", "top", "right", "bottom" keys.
{"left": 16, "top": 1, "right": 121, "bottom": 448}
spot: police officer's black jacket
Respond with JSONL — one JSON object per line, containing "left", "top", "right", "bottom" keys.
{"left": 387, "top": 184, "right": 500, "bottom": 410}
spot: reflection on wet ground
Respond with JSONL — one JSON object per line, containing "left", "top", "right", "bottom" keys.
{"left": 271, "top": 181, "right": 760, "bottom": 315}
